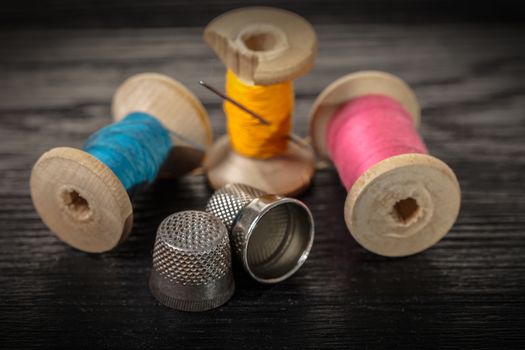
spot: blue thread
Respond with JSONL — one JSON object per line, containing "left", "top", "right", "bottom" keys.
{"left": 84, "top": 112, "right": 171, "bottom": 190}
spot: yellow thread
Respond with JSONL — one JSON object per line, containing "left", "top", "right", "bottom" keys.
{"left": 225, "top": 69, "right": 293, "bottom": 159}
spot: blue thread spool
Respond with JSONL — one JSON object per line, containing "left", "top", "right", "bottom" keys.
{"left": 84, "top": 112, "right": 172, "bottom": 191}
{"left": 30, "top": 73, "right": 212, "bottom": 253}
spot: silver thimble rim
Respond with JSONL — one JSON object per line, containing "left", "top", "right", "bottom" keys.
{"left": 149, "top": 269, "right": 235, "bottom": 312}
{"left": 235, "top": 196, "right": 315, "bottom": 284}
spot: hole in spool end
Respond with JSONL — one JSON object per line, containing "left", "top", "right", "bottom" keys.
{"left": 241, "top": 31, "right": 279, "bottom": 52}
{"left": 392, "top": 197, "right": 420, "bottom": 225}
{"left": 61, "top": 189, "right": 92, "bottom": 221}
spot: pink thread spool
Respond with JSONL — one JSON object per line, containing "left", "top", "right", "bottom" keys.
{"left": 309, "top": 71, "right": 461, "bottom": 257}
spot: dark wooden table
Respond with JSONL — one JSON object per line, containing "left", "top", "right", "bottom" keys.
{"left": 1, "top": 6, "right": 525, "bottom": 348}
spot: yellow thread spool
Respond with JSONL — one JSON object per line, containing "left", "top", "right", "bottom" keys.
{"left": 204, "top": 7, "right": 318, "bottom": 196}
{"left": 225, "top": 69, "right": 293, "bottom": 158}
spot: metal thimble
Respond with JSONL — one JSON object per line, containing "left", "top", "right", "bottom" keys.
{"left": 206, "top": 184, "right": 315, "bottom": 284}
{"left": 149, "top": 210, "right": 234, "bottom": 312}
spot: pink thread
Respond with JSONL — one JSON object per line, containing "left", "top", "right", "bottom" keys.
{"left": 326, "top": 94, "right": 428, "bottom": 190}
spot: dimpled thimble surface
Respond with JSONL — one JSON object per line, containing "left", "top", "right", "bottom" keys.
{"left": 149, "top": 210, "right": 234, "bottom": 312}
{"left": 206, "top": 183, "right": 315, "bottom": 284}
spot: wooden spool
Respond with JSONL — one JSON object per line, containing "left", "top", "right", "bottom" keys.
{"left": 309, "top": 71, "right": 461, "bottom": 257}
{"left": 203, "top": 7, "right": 317, "bottom": 196}
{"left": 30, "top": 73, "right": 212, "bottom": 253}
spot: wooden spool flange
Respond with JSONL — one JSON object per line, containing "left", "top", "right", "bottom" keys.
{"left": 203, "top": 7, "right": 317, "bottom": 196}
{"left": 30, "top": 73, "right": 212, "bottom": 253}
{"left": 309, "top": 71, "right": 461, "bottom": 257}
{"left": 113, "top": 73, "right": 212, "bottom": 177}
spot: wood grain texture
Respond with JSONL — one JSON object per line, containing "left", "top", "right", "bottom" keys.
{"left": 1, "top": 21, "right": 525, "bottom": 349}
{"left": 1, "top": 0, "right": 525, "bottom": 28}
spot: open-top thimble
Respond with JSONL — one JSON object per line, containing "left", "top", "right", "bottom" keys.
{"left": 206, "top": 184, "right": 315, "bottom": 284}
{"left": 149, "top": 210, "right": 234, "bottom": 312}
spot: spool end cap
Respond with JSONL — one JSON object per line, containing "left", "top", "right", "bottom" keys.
{"left": 30, "top": 147, "right": 132, "bottom": 253}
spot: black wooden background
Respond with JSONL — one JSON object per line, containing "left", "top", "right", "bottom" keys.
{"left": 1, "top": 1, "right": 525, "bottom": 348}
